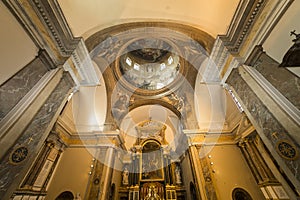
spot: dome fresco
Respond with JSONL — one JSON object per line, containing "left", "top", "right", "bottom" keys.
{"left": 120, "top": 38, "right": 180, "bottom": 90}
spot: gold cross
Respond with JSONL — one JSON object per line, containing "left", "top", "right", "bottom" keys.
{"left": 27, "top": 137, "right": 34, "bottom": 144}
{"left": 271, "top": 132, "right": 278, "bottom": 140}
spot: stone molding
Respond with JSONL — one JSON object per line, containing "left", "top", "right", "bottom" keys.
{"left": 3, "top": 0, "right": 80, "bottom": 65}
{"left": 207, "top": 0, "right": 293, "bottom": 82}
{"left": 220, "top": 0, "right": 267, "bottom": 53}
{"left": 3, "top": 0, "right": 100, "bottom": 86}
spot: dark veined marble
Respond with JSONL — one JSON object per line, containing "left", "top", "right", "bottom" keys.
{"left": 247, "top": 46, "right": 300, "bottom": 109}
{"left": 227, "top": 68, "right": 300, "bottom": 183}
{"left": 0, "top": 72, "right": 74, "bottom": 199}
{"left": 0, "top": 57, "right": 48, "bottom": 121}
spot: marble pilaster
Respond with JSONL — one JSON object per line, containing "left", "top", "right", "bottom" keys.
{"left": 227, "top": 67, "right": 300, "bottom": 191}
{"left": 85, "top": 149, "right": 105, "bottom": 200}
{"left": 0, "top": 51, "right": 49, "bottom": 121}
{"left": 239, "top": 138, "right": 277, "bottom": 185}
{"left": 0, "top": 71, "right": 74, "bottom": 200}
{"left": 11, "top": 132, "right": 65, "bottom": 199}
{"left": 188, "top": 145, "right": 208, "bottom": 200}
{"left": 246, "top": 45, "right": 300, "bottom": 109}
{"left": 99, "top": 147, "right": 115, "bottom": 200}
{"left": 198, "top": 149, "right": 218, "bottom": 200}
{"left": 0, "top": 69, "right": 63, "bottom": 160}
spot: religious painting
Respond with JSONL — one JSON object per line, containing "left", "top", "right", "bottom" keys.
{"left": 141, "top": 141, "right": 164, "bottom": 180}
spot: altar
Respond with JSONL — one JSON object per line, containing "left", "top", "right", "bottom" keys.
{"left": 119, "top": 120, "right": 185, "bottom": 200}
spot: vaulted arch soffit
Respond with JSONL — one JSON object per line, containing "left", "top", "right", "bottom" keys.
{"left": 85, "top": 22, "right": 215, "bottom": 128}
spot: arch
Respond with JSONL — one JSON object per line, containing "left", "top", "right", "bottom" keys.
{"left": 119, "top": 104, "right": 182, "bottom": 150}
{"left": 141, "top": 139, "right": 162, "bottom": 148}
{"left": 85, "top": 21, "right": 215, "bottom": 54}
{"left": 232, "top": 188, "right": 253, "bottom": 200}
{"left": 128, "top": 99, "right": 182, "bottom": 119}
{"left": 55, "top": 191, "right": 74, "bottom": 200}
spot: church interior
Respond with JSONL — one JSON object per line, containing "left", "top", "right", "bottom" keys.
{"left": 0, "top": 0, "right": 300, "bottom": 199}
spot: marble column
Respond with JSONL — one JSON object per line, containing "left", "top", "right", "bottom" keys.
{"left": 134, "top": 153, "right": 141, "bottom": 185}
{"left": 99, "top": 147, "right": 115, "bottom": 200}
{"left": 170, "top": 162, "right": 177, "bottom": 185}
{"left": 227, "top": 67, "right": 300, "bottom": 191}
{"left": 188, "top": 145, "right": 208, "bottom": 200}
{"left": 163, "top": 154, "right": 171, "bottom": 185}
{"left": 0, "top": 70, "right": 74, "bottom": 200}
{"left": 129, "top": 155, "right": 135, "bottom": 186}
{"left": 239, "top": 137, "right": 291, "bottom": 199}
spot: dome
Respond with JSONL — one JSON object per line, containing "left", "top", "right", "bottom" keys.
{"left": 119, "top": 38, "right": 181, "bottom": 91}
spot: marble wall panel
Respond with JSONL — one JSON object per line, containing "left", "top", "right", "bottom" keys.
{"left": 0, "top": 72, "right": 74, "bottom": 199}
{"left": 0, "top": 56, "right": 48, "bottom": 121}
{"left": 227, "top": 68, "right": 300, "bottom": 184}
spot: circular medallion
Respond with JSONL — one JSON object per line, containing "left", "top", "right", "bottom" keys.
{"left": 10, "top": 146, "right": 28, "bottom": 164}
{"left": 276, "top": 140, "right": 298, "bottom": 160}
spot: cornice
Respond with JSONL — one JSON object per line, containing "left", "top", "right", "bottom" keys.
{"left": 3, "top": 0, "right": 80, "bottom": 65}
{"left": 220, "top": 0, "right": 267, "bottom": 54}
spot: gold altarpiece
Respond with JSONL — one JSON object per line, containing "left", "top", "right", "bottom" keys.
{"left": 120, "top": 120, "right": 184, "bottom": 200}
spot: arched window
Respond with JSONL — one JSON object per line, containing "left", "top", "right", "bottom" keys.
{"left": 232, "top": 188, "right": 252, "bottom": 200}
{"left": 55, "top": 191, "right": 74, "bottom": 200}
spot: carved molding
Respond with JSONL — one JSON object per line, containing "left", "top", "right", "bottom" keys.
{"left": 209, "top": 0, "right": 294, "bottom": 82}
{"left": 220, "top": 0, "right": 267, "bottom": 53}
